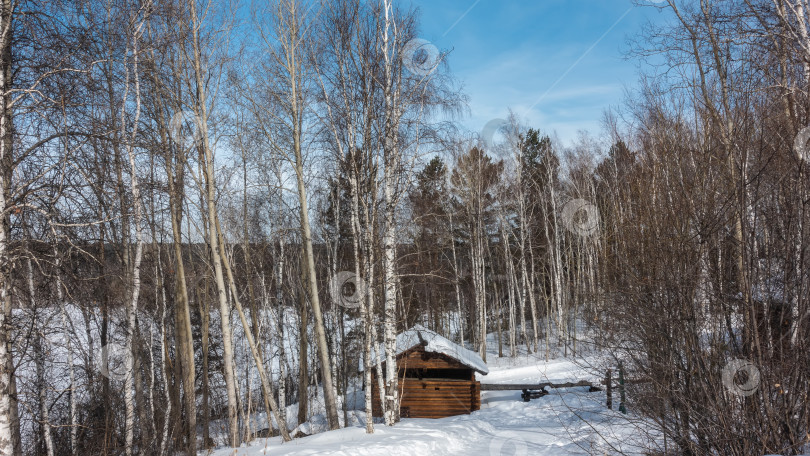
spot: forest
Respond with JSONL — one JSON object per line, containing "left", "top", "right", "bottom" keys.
{"left": 1, "top": 0, "right": 809, "bottom": 455}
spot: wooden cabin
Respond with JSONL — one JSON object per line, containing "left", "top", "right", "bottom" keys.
{"left": 365, "top": 325, "right": 489, "bottom": 419}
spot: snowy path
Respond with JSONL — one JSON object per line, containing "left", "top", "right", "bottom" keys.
{"left": 210, "top": 354, "right": 655, "bottom": 455}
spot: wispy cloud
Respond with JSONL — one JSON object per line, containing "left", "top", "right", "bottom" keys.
{"left": 411, "top": 0, "right": 655, "bottom": 144}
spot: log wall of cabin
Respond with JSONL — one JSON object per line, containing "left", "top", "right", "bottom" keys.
{"left": 369, "top": 346, "right": 482, "bottom": 419}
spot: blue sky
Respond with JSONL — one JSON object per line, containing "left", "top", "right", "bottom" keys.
{"left": 407, "top": 0, "right": 667, "bottom": 144}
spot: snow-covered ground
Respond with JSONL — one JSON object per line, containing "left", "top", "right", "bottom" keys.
{"left": 208, "top": 349, "right": 658, "bottom": 456}
{"left": 17, "top": 305, "right": 658, "bottom": 455}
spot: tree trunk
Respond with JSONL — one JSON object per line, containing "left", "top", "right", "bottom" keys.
{"left": 297, "top": 268, "right": 309, "bottom": 426}
{"left": 54, "top": 252, "right": 78, "bottom": 456}
{"left": 273, "top": 264, "right": 288, "bottom": 428}
{"left": 215, "top": 217, "right": 291, "bottom": 441}
{"left": 293, "top": 119, "right": 340, "bottom": 430}
{"left": 167, "top": 137, "right": 196, "bottom": 456}
{"left": 349, "top": 149, "right": 375, "bottom": 434}
{"left": 449, "top": 211, "right": 464, "bottom": 346}
{"left": 187, "top": 0, "right": 240, "bottom": 441}
{"left": 120, "top": 23, "right": 147, "bottom": 455}
{"left": 519, "top": 198, "right": 537, "bottom": 353}
{"left": 380, "top": 0, "right": 401, "bottom": 426}
{"left": 27, "top": 258, "right": 54, "bottom": 456}
{"left": 0, "top": 0, "right": 20, "bottom": 452}
{"left": 158, "top": 280, "right": 172, "bottom": 456}
{"left": 500, "top": 217, "right": 517, "bottom": 357}
{"left": 198, "top": 285, "right": 211, "bottom": 449}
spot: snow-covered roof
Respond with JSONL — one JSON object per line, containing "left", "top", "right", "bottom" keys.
{"left": 363, "top": 325, "right": 489, "bottom": 375}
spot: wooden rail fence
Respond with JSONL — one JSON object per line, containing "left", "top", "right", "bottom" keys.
{"left": 479, "top": 363, "right": 643, "bottom": 413}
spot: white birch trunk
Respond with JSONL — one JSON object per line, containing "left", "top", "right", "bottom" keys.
{"left": 792, "top": 207, "right": 803, "bottom": 345}
{"left": 54, "top": 253, "right": 77, "bottom": 456}
{"left": 121, "top": 18, "right": 147, "bottom": 455}
{"left": 520, "top": 217, "right": 539, "bottom": 353}
{"left": 0, "top": 0, "right": 16, "bottom": 452}
{"left": 449, "top": 211, "right": 464, "bottom": 346}
{"left": 158, "top": 279, "right": 171, "bottom": 456}
{"left": 547, "top": 161, "right": 564, "bottom": 345}
{"left": 274, "top": 246, "right": 288, "bottom": 426}
{"left": 474, "top": 221, "right": 487, "bottom": 359}
{"left": 500, "top": 218, "right": 517, "bottom": 357}
{"left": 350, "top": 152, "right": 375, "bottom": 434}
{"left": 515, "top": 151, "right": 532, "bottom": 352}
{"left": 380, "top": 0, "right": 401, "bottom": 426}
{"left": 146, "top": 313, "right": 156, "bottom": 446}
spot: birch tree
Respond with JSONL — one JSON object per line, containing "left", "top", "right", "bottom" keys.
{"left": 0, "top": 1, "right": 16, "bottom": 452}
{"left": 142, "top": 9, "right": 198, "bottom": 452}
{"left": 376, "top": 0, "right": 462, "bottom": 423}
{"left": 118, "top": 5, "right": 150, "bottom": 453}
{"left": 179, "top": 0, "right": 241, "bottom": 445}
{"left": 450, "top": 146, "right": 503, "bottom": 360}
{"left": 0, "top": 1, "right": 84, "bottom": 452}
{"left": 315, "top": 0, "right": 382, "bottom": 432}
{"left": 378, "top": 0, "right": 402, "bottom": 425}
{"left": 243, "top": 0, "right": 340, "bottom": 430}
